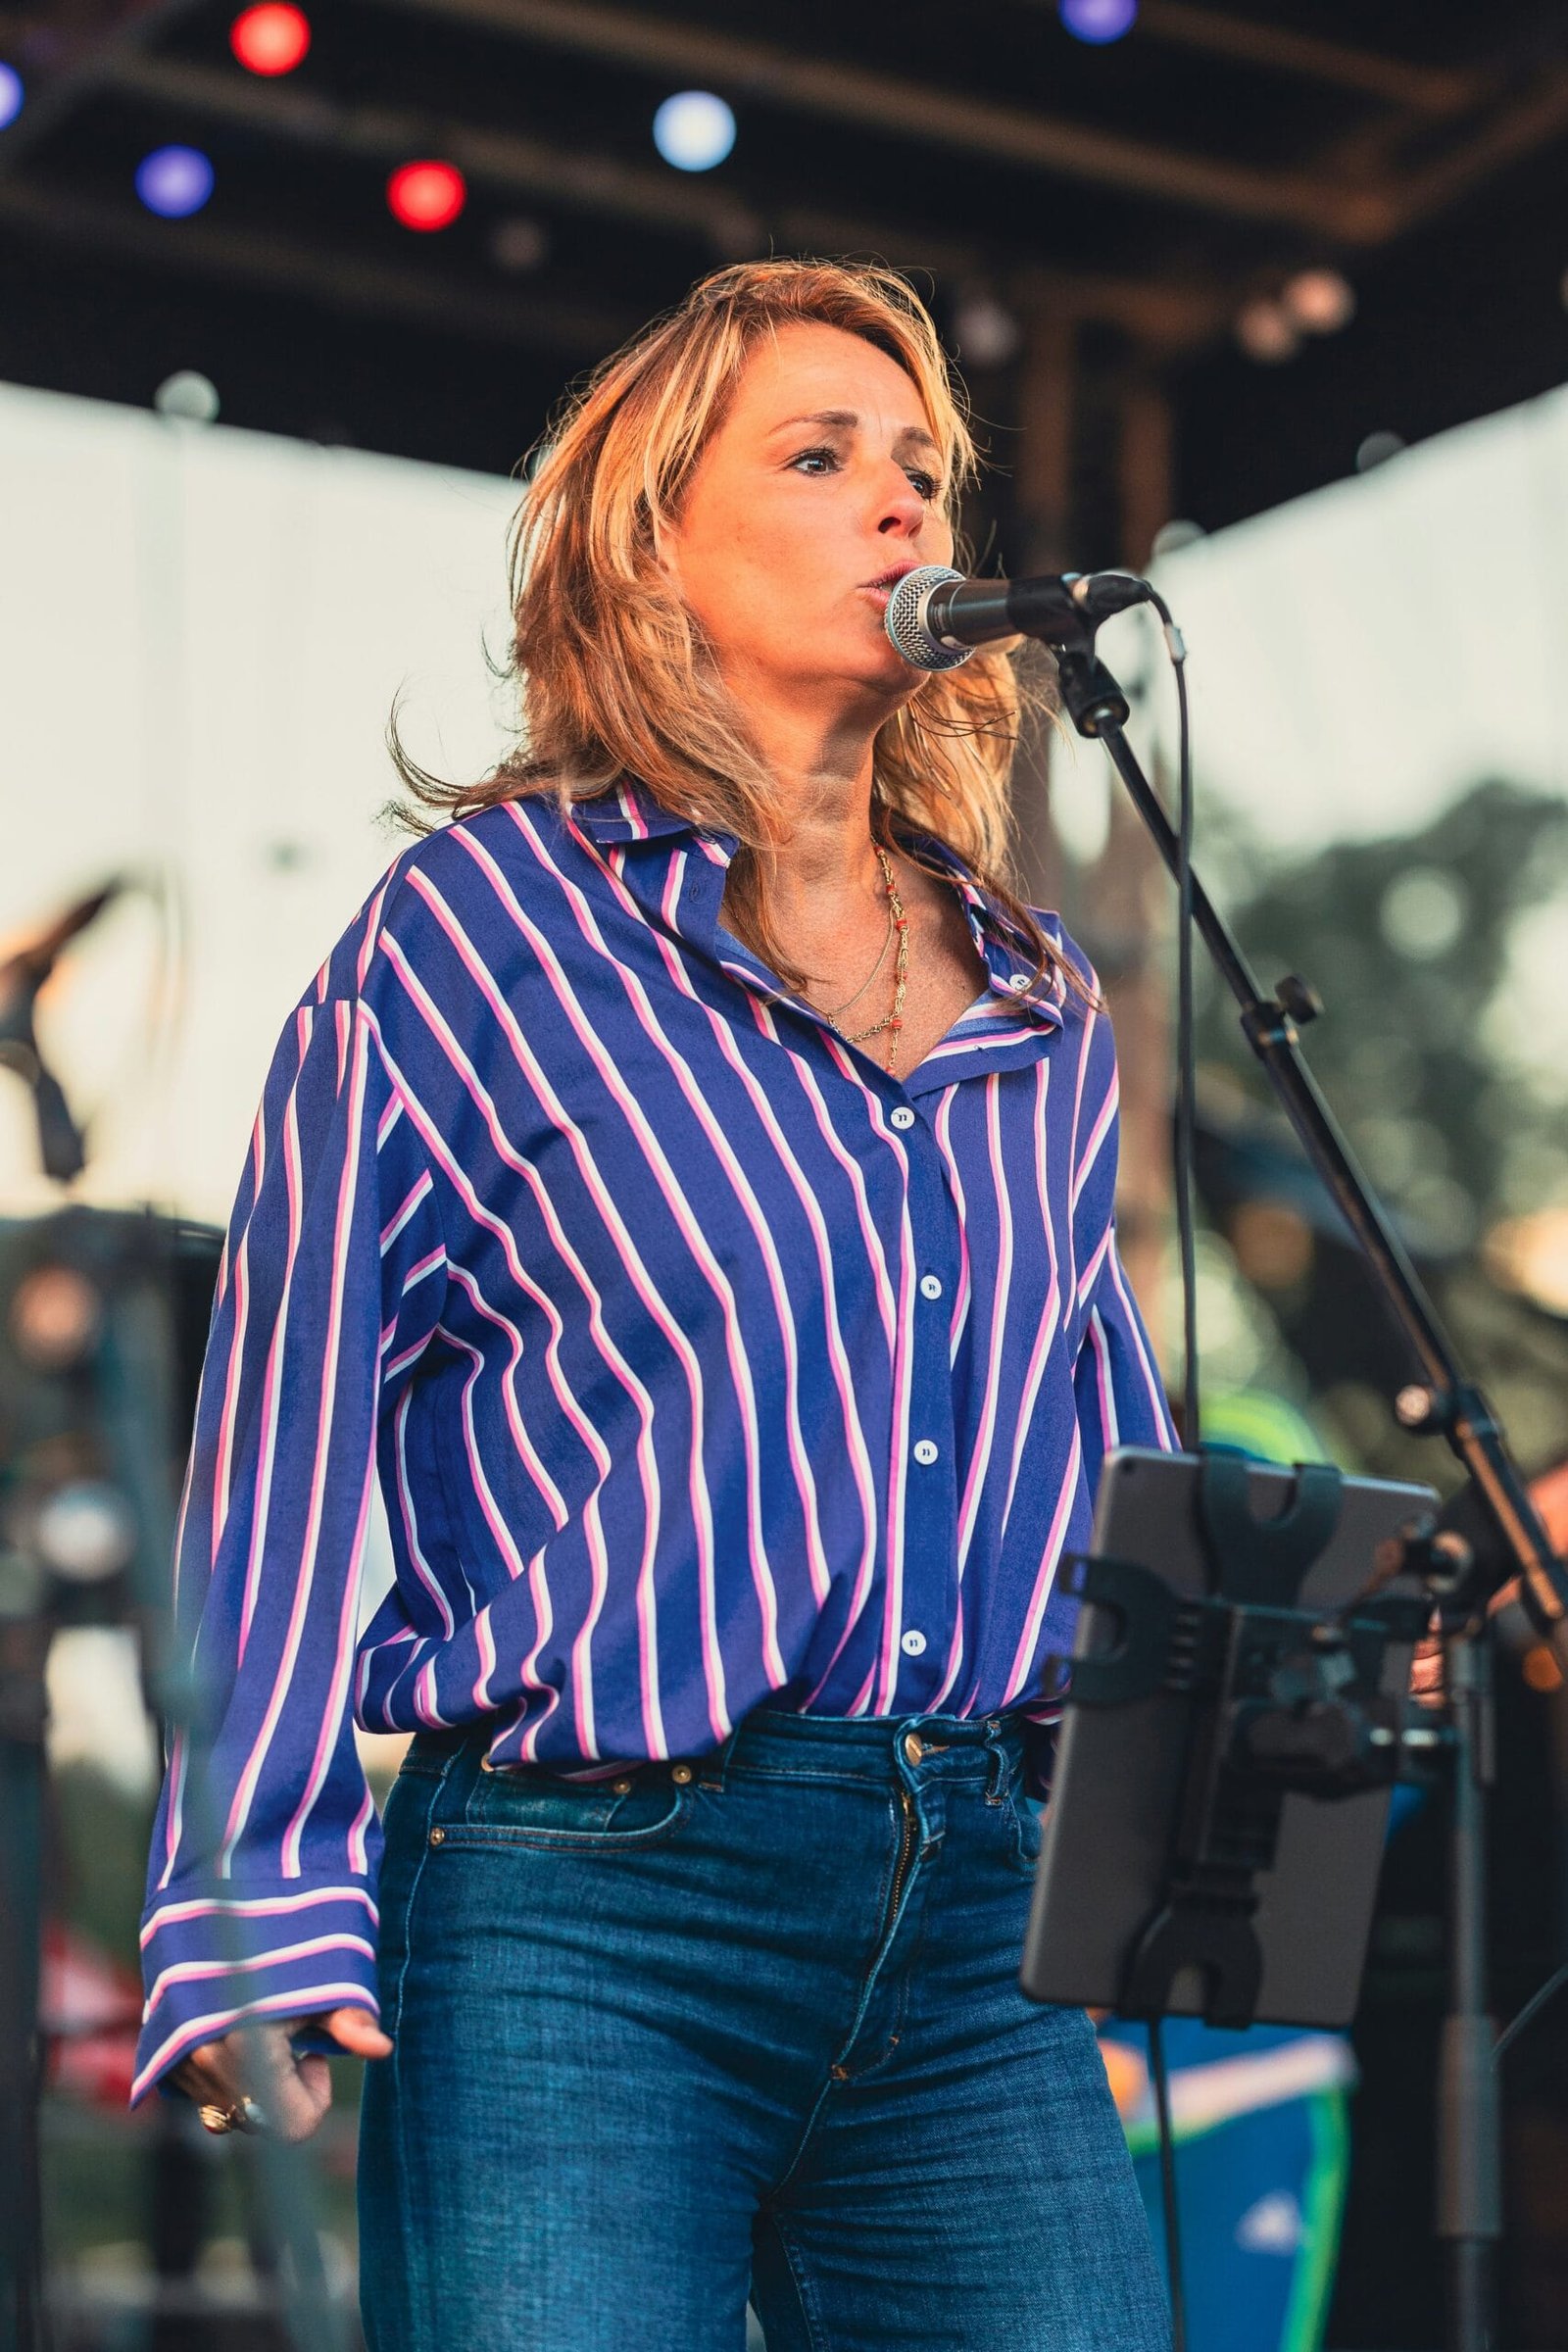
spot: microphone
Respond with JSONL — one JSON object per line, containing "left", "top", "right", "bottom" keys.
{"left": 886, "top": 564, "right": 1154, "bottom": 672}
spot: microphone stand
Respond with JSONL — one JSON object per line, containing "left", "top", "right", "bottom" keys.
{"left": 1037, "top": 612, "right": 1562, "bottom": 2352}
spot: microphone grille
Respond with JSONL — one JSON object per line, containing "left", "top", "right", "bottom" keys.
{"left": 885, "top": 565, "right": 974, "bottom": 672}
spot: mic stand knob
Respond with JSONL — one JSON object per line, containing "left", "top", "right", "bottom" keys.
{"left": 1052, "top": 645, "right": 1132, "bottom": 738}
{"left": 1275, "top": 973, "right": 1322, "bottom": 1025}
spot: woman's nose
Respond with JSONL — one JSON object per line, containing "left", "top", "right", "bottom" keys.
{"left": 874, "top": 468, "right": 927, "bottom": 537}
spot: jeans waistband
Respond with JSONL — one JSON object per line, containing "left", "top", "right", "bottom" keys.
{"left": 408, "top": 1706, "right": 1029, "bottom": 1795}
{"left": 726, "top": 1707, "right": 1026, "bottom": 1790}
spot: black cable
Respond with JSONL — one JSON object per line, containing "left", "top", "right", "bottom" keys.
{"left": 1148, "top": 2016, "right": 1188, "bottom": 2352}
{"left": 1494, "top": 1959, "right": 1568, "bottom": 2065}
{"left": 1134, "top": 587, "right": 1197, "bottom": 2352}
{"left": 1134, "top": 590, "right": 1200, "bottom": 1448}
{"left": 1170, "top": 652, "right": 1199, "bottom": 1451}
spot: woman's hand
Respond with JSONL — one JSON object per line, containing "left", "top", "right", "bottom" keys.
{"left": 1410, "top": 1622, "right": 1446, "bottom": 1710}
{"left": 171, "top": 2006, "right": 393, "bottom": 2142}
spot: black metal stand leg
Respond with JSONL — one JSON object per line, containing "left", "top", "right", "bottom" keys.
{"left": 1437, "top": 1628, "right": 1500, "bottom": 2352}
{"left": 0, "top": 1705, "right": 48, "bottom": 2352}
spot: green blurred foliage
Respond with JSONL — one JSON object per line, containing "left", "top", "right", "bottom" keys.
{"left": 1190, "top": 778, "right": 1568, "bottom": 1486}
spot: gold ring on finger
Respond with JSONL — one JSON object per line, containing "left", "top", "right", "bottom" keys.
{"left": 197, "top": 2102, "right": 237, "bottom": 2135}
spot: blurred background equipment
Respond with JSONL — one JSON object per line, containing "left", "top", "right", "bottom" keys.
{"left": 0, "top": 881, "right": 128, "bottom": 1180}
{"left": 2, "top": 2, "right": 1567, "bottom": 2345}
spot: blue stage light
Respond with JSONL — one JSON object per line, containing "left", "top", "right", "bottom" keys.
{"left": 0, "top": 63, "right": 23, "bottom": 128}
{"left": 1058, "top": 0, "right": 1139, "bottom": 43}
{"left": 653, "top": 91, "right": 736, "bottom": 172}
{"left": 135, "top": 144, "right": 215, "bottom": 219}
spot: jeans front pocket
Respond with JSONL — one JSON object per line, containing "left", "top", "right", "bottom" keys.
{"left": 433, "top": 1759, "right": 697, "bottom": 1852}
{"left": 1006, "top": 1781, "right": 1047, "bottom": 1876}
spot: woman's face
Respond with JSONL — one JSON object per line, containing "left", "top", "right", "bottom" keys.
{"left": 662, "top": 320, "right": 955, "bottom": 717}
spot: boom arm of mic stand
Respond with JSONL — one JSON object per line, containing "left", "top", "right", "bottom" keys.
{"left": 1047, "top": 633, "right": 1568, "bottom": 1666}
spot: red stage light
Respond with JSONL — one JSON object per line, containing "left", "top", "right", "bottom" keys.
{"left": 230, "top": 4, "right": 311, "bottom": 75}
{"left": 387, "top": 160, "right": 466, "bottom": 232}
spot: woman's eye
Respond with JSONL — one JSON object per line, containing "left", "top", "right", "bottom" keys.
{"left": 787, "top": 448, "right": 942, "bottom": 500}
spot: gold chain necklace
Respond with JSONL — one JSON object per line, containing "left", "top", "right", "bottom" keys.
{"left": 817, "top": 895, "right": 894, "bottom": 1023}
{"left": 814, "top": 845, "right": 910, "bottom": 1074}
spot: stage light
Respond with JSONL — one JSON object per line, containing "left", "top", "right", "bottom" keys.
{"left": 1235, "top": 297, "right": 1298, "bottom": 363}
{"left": 0, "top": 63, "right": 23, "bottom": 129}
{"left": 1058, "top": 0, "right": 1139, "bottom": 44}
{"left": 230, "top": 4, "right": 311, "bottom": 76}
{"left": 653, "top": 91, "right": 735, "bottom": 172}
{"left": 491, "top": 216, "right": 548, "bottom": 271}
{"left": 155, "top": 369, "right": 220, "bottom": 422}
{"left": 387, "top": 159, "right": 466, "bottom": 230}
{"left": 1283, "top": 267, "right": 1355, "bottom": 335}
{"left": 1355, "top": 429, "right": 1404, "bottom": 472}
{"left": 135, "top": 145, "right": 215, "bottom": 219}
{"left": 953, "top": 291, "right": 1020, "bottom": 368}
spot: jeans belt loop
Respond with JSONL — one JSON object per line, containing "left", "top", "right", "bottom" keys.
{"left": 697, "top": 1723, "right": 740, "bottom": 1793}
{"left": 983, "top": 1718, "right": 1011, "bottom": 1805}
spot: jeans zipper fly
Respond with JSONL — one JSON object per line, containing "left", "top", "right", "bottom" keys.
{"left": 883, "top": 1785, "right": 917, "bottom": 1936}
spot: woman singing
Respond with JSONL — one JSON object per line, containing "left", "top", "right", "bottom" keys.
{"left": 136, "top": 258, "right": 1175, "bottom": 2350}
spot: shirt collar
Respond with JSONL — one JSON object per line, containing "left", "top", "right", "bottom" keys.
{"left": 572, "top": 777, "right": 1063, "bottom": 1030}
{"left": 895, "top": 823, "right": 1065, "bottom": 1029}
{"left": 570, "top": 776, "right": 708, "bottom": 846}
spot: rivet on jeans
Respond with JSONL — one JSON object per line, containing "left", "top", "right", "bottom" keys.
{"left": 671, "top": 1763, "right": 694, "bottom": 1785}
{"left": 429, "top": 1827, "right": 446, "bottom": 1845}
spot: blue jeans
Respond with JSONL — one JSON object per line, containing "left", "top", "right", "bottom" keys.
{"left": 358, "top": 1707, "right": 1169, "bottom": 2351}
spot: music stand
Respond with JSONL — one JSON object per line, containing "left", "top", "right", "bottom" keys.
{"left": 1021, "top": 1446, "right": 1438, "bottom": 2028}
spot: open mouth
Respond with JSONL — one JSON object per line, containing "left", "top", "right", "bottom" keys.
{"left": 859, "top": 563, "right": 919, "bottom": 610}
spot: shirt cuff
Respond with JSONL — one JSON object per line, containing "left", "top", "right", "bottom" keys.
{"left": 133, "top": 1876, "right": 381, "bottom": 2106}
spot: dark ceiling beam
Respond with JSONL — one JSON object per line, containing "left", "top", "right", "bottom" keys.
{"left": 1134, "top": 1, "right": 1484, "bottom": 116}
{"left": 74, "top": 51, "right": 1234, "bottom": 356}
{"left": 0, "top": 177, "right": 630, "bottom": 351}
{"left": 0, "top": 0, "right": 203, "bottom": 175}
{"left": 1374, "top": 68, "right": 1568, "bottom": 237}
{"left": 379, "top": 0, "right": 1388, "bottom": 239}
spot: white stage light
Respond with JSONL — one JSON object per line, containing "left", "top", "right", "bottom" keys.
{"left": 653, "top": 91, "right": 736, "bottom": 172}
{"left": 155, "top": 369, "right": 220, "bottom": 422}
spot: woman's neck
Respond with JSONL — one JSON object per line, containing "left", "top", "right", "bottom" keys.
{"left": 740, "top": 692, "right": 888, "bottom": 928}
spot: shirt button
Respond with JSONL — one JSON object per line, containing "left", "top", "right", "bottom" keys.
{"left": 891, "top": 1105, "right": 916, "bottom": 1130}
{"left": 919, "top": 1273, "right": 943, "bottom": 1300}
{"left": 912, "top": 1438, "right": 939, "bottom": 1466}
{"left": 1007, "top": 972, "right": 1030, "bottom": 993}
{"left": 901, "top": 1629, "right": 928, "bottom": 1657}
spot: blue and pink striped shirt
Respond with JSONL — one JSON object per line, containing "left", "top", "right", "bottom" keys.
{"left": 134, "top": 775, "right": 1173, "bottom": 2100}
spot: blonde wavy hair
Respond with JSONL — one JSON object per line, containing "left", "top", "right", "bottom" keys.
{"left": 393, "top": 256, "right": 1061, "bottom": 994}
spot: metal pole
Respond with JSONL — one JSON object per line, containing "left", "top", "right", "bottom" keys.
{"left": 0, "top": 1626, "right": 49, "bottom": 2352}
{"left": 1437, "top": 1626, "right": 1500, "bottom": 2352}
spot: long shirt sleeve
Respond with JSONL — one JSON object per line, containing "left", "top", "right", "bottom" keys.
{"left": 134, "top": 909, "right": 444, "bottom": 2102}
{"left": 1067, "top": 987, "right": 1179, "bottom": 1483}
